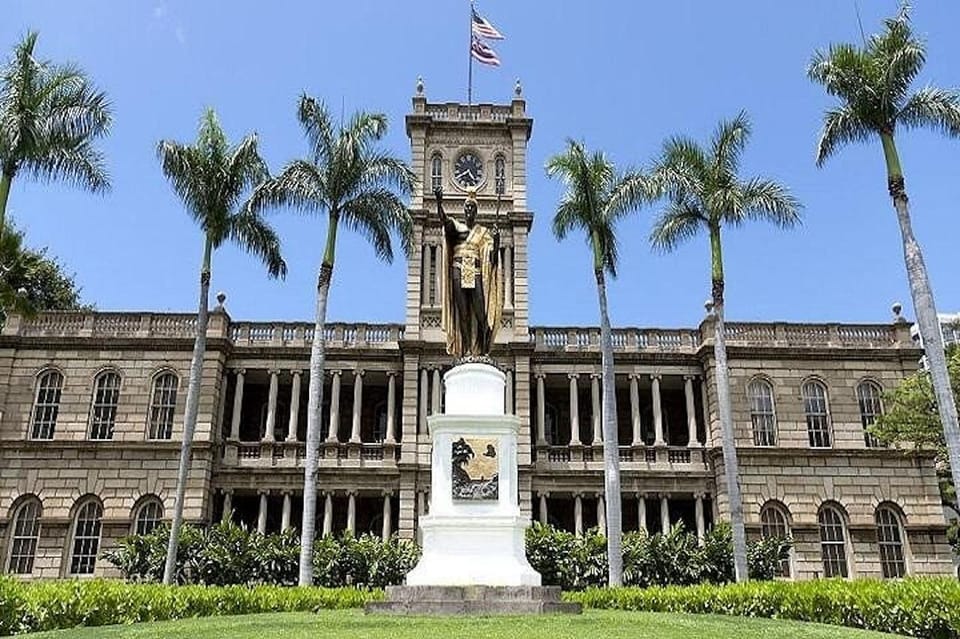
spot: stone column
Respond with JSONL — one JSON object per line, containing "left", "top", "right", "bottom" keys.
{"left": 637, "top": 494, "right": 647, "bottom": 534}
{"left": 695, "top": 493, "right": 706, "bottom": 544}
{"left": 327, "top": 371, "right": 342, "bottom": 442}
{"left": 505, "top": 369, "right": 514, "bottom": 414}
{"left": 350, "top": 370, "right": 364, "bottom": 443}
{"left": 504, "top": 246, "right": 513, "bottom": 308}
{"left": 288, "top": 370, "right": 302, "bottom": 441}
{"left": 222, "top": 489, "right": 233, "bottom": 522}
{"left": 431, "top": 368, "right": 442, "bottom": 415}
{"left": 538, "top": 493, "right": 548, "bottom": 525}
{"left": 591, "top": 374, "right": 602, "bottom": 444}
{"left": 574, "top": 493, "right": 583, "bottom": 537}
{"left": 322, "top": 493, "right": 333, "bottom": 537}
{"left": 385, "top": 372, "right": 397, "bottom": 443}
{"left": 419, "top": 368, "right": 429, "bottom": 433}
{"left": 629, "top": 374, "right": 641, "bottom": 445}
{"left": 685, "top": 375, "right": 700, "bottom": 447}
{"left": 596, "top": 494, "right": 606, "bottom": 533}
{"left": 417, "top": 491, "right": 426, "bottom": 518}
{"left": 660, "top": 494, "right": 670, "bottom": 534}
{"left": 700, "top": 379, "right": 714, "bottom": 447}
{"left": 535, "top": 373, "right": 548, "bottom": 445}
{"left": 264, "top": 369, "right": 279, "bottom": 442}
{"left": 569, "top": 374, "right": 581, "bottom": 446}
{"left": 257, "top": 491, "right": 268, "bottom": 535}
{"left": 230, "top": 369, "right": 245, "bottom": 440}
{"left": 651, "top": 375, "right": 665, "bottom": 446}
{"left": 382, "top": 493, "right": 393, "bottom": 539}
{"left": 281, "top": 492, "right": 292, "bottom": 532}
{"left": 346, "top": 492, "right": 357, "bottom": 536}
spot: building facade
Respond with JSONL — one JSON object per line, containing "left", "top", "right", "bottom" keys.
{"left": 0, "top": 87, "right": 953, "bottom": 581}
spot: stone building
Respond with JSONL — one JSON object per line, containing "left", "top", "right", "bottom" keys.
{"left": 0, "top": 87, "right": 952, "bottom": 581}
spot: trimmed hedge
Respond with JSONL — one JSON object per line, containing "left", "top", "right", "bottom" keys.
{"left": 0, "top": 577, "right": 380, "bottom": 636}
{"left": 566, "top": 578, "right": 960, "bottom": 639}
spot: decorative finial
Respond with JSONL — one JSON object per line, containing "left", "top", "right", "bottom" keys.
{"left": 514, "top": 78, "right": 522, "bottom": 96}
{"left": 892, "top": 301, "right": 906, "bottom": 323}
{"left": 215, "top": 291, "right": 227, "bottom": 310}
{"left": 416, "top": 76, "right": 424, "bottom": 95}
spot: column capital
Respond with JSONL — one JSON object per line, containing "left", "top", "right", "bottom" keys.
{"left": 650, "top": 374, "right": 662, "bottom": 382}
{"left": 346, "top": 489, "right": 358, "bottom": 497}
{"left": 568, "top": 372, "right": 579, "bottom": 380}
{"left": 354, "top": 368, "right": 365, "bottom": 378}
{"left": 381, "top": 490, "right": 394, "bottom": 498}
{"left": 683, "top": 374, "right": 695, "bottom": 382}
{"left": 222, "top": 488, "right": 234, "bottom": 496}
{"left": 232, "top": 367, "right": 246, "bottom": 376}
{"left": 694, "top": 491, "right": 706, "bottom": 500}
{"left": 635, "top": 492, "right": 646, "bottom": 500}
{"left": 658, "top": 492, "right": 670, "bottom": 500}
{"left": 594, "top": 491, "right": 604, "bottom": 499}
{"left": 386, "top": 370, "right": 399, "bottom": 378}
{"left": 572, "top": 491, "right": 584, "bottom": 499}
{"left": 537, "top": 491, "right": 550, "bottom": 498}
{"left": 268, "top": 367, "right": 281, "bottom": 376}
{"left": 329, "top": 369, "right": 343, "bottom": 377}
{"left": 290, "top": 369, "right": 303, "bottom": 377}
{"left": 534, "top": 369, "right": 545, "bottom": 379}
{"left": 590, "top": 372, "right": 601, "bottom": 380}
{"left": 257, "top": 489, "right": 270, "bottom": 496}
{"left": 628, "top": 372, "right": 639, "bottom": 381}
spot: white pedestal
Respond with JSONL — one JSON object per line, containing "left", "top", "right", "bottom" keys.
{"left": 405, "top": 363, "right": 541, "bottom": 587}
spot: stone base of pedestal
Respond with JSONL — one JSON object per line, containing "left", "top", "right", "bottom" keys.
{"left": 405, "top": 514, "right": 540, "bottom": 586}
{"left": 364, "top": 585, "right": 582, "bottom": 616}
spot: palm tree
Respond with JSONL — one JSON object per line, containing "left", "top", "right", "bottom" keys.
{"left": 646, "top": 113, "right": 801, "bottom": 582}
{"left": 546, "top": 139, "right": 645, "bottom": 586}
{"left": 808, "top": 6, "right": 960, "bottom": 516}
{"left": 0, "top": 32, "right": 111, "bottom": 243}
{"left": 251, "top": 95, "right": 414, "bottom": 586}
{"left": 158, "top": 109, "right": 286, "bottom": 584}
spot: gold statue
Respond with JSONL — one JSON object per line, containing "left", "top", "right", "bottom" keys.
{"left": 434, "top": 186, "right": 502, "bottom": 359}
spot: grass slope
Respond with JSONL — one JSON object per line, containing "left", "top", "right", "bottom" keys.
{"left": 21, "top": 610, "right": 904, "bottom": 638}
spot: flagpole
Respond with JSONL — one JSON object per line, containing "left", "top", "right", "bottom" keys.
{"left": 467, "top": 0, "right": 474, "bottom": 105}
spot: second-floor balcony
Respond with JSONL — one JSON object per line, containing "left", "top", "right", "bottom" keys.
{"left": 534, "top": 444, "right": 707, "bottom": 472}
{"left": 227, "top": 440, "right": 399, "bottom": 469}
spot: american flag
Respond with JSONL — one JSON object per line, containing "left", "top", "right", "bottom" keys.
{"left": 472, "top": 8, "right": 504, "bottom": 40}
{"left": 471, "top": 36, "right": 501, "bottom": 67}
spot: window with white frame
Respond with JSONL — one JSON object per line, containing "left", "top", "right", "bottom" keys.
{"left": 759, "top": 501, "right": 791, "bottom": 578}
{"left": 31, "top": 370, "right": 63, "bottom": 440}
{"left": 7, "top": 498, "right": 42, "bottom": 574}
{"left": 148, "top": 373, "right": 178, "bottom": 440}
{"left": 802, "top": 380, "right": 832, "bottom": 448}
{"left": 69, "top": 499, "right": 103, "bottom": 575}
{"left": 875, "top": 504, "right": 908, "bottom": 578}
{"left": 748, "top": 379, "right": 777, "bottom": 446}
{"left": 134, "top": 498, "right": 164, "bottom": 536}
{"left": 818, "top": 503, "right": 849, "bottom": 578}
{"left": 430, "top": 153, "right": 442, "bottom": 192}
{"left": 857, "top": 381, "right": 884, "bottom": 448}
{"left": 89, "top": 371, "right": 121, "bottom": 440}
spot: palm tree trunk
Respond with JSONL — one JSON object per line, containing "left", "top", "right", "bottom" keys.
{"left": 881, "top": 132, "right": 960, "bottom": 514}
{"left": 0, "top": 171, "right": 12, "bottom": 245}
{"left": 710, "top": 226, "right": 749, "bottom": 582}
{"left": 298, "top": 213, "right": 339, "bottom": 586}
{"left": 162, "top": 235, "right": 213, "bottom": 585}
{"left": 595, "top": 268, "right": 623, "bottom": 587}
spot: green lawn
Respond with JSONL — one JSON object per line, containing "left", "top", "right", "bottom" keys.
{"left": 20, "top": 610, "right": 905, "bottom": 639}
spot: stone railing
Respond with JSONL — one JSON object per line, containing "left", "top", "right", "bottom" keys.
{"left": 531, "top": 321, "right": 908, "bottom": 353}
{"left": 3, "top": 312, "right": 403, "bottom": 350}
{"left": 422, "top": 103, "right": 515, "bottom": 122}
{"left": 227, "top": 440, "right": 399, "bottom": 468}
{"left": 534, "top": 444, "right": 706, "bottom": 469}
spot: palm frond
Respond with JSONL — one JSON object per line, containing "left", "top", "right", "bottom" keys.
{"left": 228, "top": 205, "right": 287, "bottom": 279}
{"left": 250, "top": 159, "right": 326, "bottom": 214}
{"left": 898, "top": 86, "right": 960, "bottom": 137}
{"left": 711, "top": 111, "right": 751, "bottom": 178}
{"left": 649, "top": 200, "right": 706, "bottom": 254}
{"left": 297, "top": 94, "right": 334, "bottom": 166}
{"left": 340, "top": 187, "right": 411, "bottom": 263}
{"left": 734, "top": 177, "right": 803, "bottom": 228}
{"left": 815, "top": 105, "right": 873, "bottom": 167}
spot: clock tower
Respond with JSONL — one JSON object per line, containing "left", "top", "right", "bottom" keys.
{"left": 397, "top": 80, "right": 536, "bottom": 528}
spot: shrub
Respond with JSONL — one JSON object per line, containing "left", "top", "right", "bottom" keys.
{"left": 526, "top": 522, "right": 790, "bottom": 590}
{"left": 0, "top": 578, "right": 379, "bottom": 636}
{"left": 565, "top": 578, "right": 960, "bottom": 639}
{"left": 105, "top": 522, "right": 419, "bottom": 588}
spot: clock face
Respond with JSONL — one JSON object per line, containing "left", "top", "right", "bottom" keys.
{"left": 454, "top": 152, "right": 484, "bottom": 187}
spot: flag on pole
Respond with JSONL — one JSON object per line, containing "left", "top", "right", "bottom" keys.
{"left": 472, "top": 8, "right": 505, "bottom": 40}
{"left": 471, "top": 36, "right": 501, "bottom": 66}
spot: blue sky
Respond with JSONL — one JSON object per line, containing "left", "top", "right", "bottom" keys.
{"left": 3, "top": 1, "right": 959, "bottom": 328}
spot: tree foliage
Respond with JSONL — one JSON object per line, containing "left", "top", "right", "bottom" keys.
{"left": 0, "top": 221, "right": 84, "bottom": 321}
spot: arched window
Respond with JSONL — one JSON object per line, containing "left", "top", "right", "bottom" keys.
{"left": 7, "top": 497, "right": 42, "bottom": 574}
{"left": 430, "top": 153, "right": 443, "bottom": 192}
{"left": 760, "top": 500, "right": 791, "bottom": 577}
{"left": 748, "top": 379, "right": 777, "bottom": 446}
{"left": 875, "top": 504, "right": 908, "bottom": 578}
{"left": 133, "top": 497, "right": 164, "bottom": 536}
{"left": 857, "top": 381, "right": 884, "bottom": 448}
{"left": 494, "top": 153, "right": 506, "bottom": 195}
{"left": 148, "top": 372, "right": 178, "bottom": 440}
{"left": 818, "top": 503, "right": 849, "bottom": 578}
{"left": 69, "top": 498, "right": 103, "bottom": 575}
{"left": 31, "top": 369, "right": 63, "bottom": 439}
{"left": 802, "top": 381, "right": 832, "bottom": 448}
{"left": 89, "top": 371, "right": 121, "bottom": 440}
